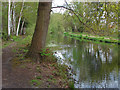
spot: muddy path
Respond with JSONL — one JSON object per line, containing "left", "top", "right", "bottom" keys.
{"left": 2, "top": 43, "right": 33, "bottom": 88}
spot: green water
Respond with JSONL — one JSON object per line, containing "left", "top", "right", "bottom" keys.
{"left": 46, "top": 34, "right": 119, "bottom": 88}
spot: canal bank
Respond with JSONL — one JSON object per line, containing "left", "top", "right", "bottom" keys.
{"left": 64, "top": 32, "right": 120, "bottom": 45}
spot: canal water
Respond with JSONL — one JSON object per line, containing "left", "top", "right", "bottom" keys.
{"left": 46, "top": 34, "right": 119, "bottom": 88}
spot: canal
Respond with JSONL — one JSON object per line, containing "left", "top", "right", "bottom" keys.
{"left": 46, "top": 34, "right": 119, "bottom": 88}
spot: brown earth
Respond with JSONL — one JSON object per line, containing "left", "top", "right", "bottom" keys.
{"left": 2, "top": 42, "right": 69, "bottom": 88}
{"left": 2, "top": 42, "right": 33, "bottom": 88}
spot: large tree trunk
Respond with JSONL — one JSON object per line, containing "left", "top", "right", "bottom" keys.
{"left": 8, "top": 0, "right": 11, "bottom": 37}
{"left": 26, "top": 2, "right": 52, "bottom": 61}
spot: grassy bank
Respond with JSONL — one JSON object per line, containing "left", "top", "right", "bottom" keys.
{"left": 64, "top": 32, "right": 120, "bottom": 45}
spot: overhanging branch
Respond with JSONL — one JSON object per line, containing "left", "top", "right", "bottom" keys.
{"left": 52, "top": 6, "right": 96, "bottom": 34}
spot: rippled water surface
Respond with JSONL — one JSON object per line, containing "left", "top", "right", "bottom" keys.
{"left": 46, "top": 34, "right": 119, "bottom": 88}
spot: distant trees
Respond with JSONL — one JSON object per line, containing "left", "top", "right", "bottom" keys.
{"left": 48, "top": 13, "right": 65, "bottom": 34}
{"left": 16, "top": 1, "right": 24, "bottom": 36}
{"left": 63, "top": 2, "right": 118, "bottom": 37}
{"left": 2, "top": 2, "right": 38, "bottom": 40}
{"left": 49, "top": 2, "right": 118, "bottom": 38}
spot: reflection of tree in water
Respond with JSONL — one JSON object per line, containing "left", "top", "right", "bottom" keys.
{"left": 61, "top": 40, "right": 118, "bottom": 84}
{"left": 46, "top": 33, "right": 65, "bottom": 46}
{"left": 46, "top": 35, "right": 118, "bottom": 87}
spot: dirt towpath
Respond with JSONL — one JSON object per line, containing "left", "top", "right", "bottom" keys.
{"left": 2, "top": 43, "right": 34, "bottom": 88}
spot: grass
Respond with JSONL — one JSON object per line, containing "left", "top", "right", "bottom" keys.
{"left": 2, "top": 35, "right": 32, "bottom": 49}
{"left": 73, "top": 32, "right": 119, "bottom": 40}
{"left": 2, "top": 24, "right": 34, "bottom": 49}
{"left": 64, "top": 32, "right": 119, "bottom": 45}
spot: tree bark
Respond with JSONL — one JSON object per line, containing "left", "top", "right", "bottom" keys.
{"left": 20, "top": 20, "right": 24, "bottom": 35}
{"left": 12, "top": 0, "right": 16, "bottom": 35}
{"left": 11, "top": 2, "right": 13, "bottom": 34}
{"left": 26, "top": 2, "right": 52, "bottom": 61}
{"left": 8, "top": 0, "right": 11, "bottom": 37}
{"left": 16, "top": 1, "right": 24, "bottom": 36}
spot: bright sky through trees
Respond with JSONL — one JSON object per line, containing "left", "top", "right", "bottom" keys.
{"left": 52, "top": 0, "right": 72, "bottom": 13}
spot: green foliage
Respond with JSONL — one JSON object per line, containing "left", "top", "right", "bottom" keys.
{"left": 2, "top": 2, "right": 8, "bottom": 36}
{"left": 23, "top": 2, "right": 38, "bottom": 24}
{"left": 47, "top": 78, "right": 52, "bottom": 82}
{"left": 40, "top": 48, "right": 51, "bottom": 57}
{"left": 30, "top": 79, "right": 41, "bottom": 86}
{"left": 36, "top": 75, "right": 42, "bottom": 79}
{"left": 39, "top": 48, "right": 58, "bottom": 62}
{"left": 2, "top": 2, "right": 37, "bottom": 40}
{"left": 2, "top": 41, "right": 12, "bottom": 48}
{"left": 18, "top": 35, "right": 32, "bottom": 46}
{"left": 64, "top": 2, "right": 118, "bottom": 37}
{"left": 23, "top": 49, "right": 28, "bottom": 53}
{"left": 25, "top": 24, "right": 35, "bottom": 35}
{"left": 11, "top": 36, "right": 21, "bottom": 42}
{"left": 2, "top": 31, "right": 8, "bottom": 41}
{"left": 69, "top": 81, "right": 74, "bottom": 88}
{"left": 48, "top": 13, "right": 65, "bottom": 34}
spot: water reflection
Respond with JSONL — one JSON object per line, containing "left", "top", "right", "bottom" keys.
{"left": 46, "top": 34, "right": 119, "bottom": 88}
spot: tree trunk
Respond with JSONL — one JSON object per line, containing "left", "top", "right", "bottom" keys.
{"left": 12, "top": 0, "right": 16, "bottom": 35}
{"left": 16, "top": 1, "right": 24, "bottom": 36}
{"left": 26, "top": 2, "right": 52, "bottom": 61}
{"left": 11, "top": 2, "right": 13, "bottom": 35}
{"left": 20, "top": 20, "right": 24, "bottom": 35}
{"left": 8, "top": 0, "right": 11, "bottom": 37}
